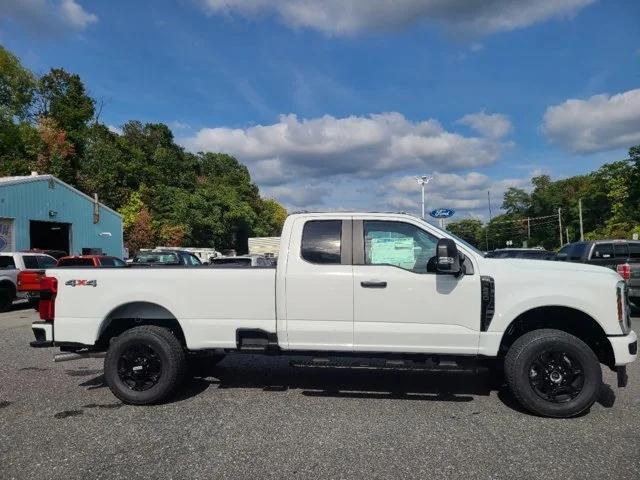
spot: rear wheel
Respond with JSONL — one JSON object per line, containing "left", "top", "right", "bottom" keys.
{"left": 104, "top": 325, "right": 186, "bottom": 405}
{"left": 504, "top": 329, "right": 602, "bottom": 418}
{"left": 0, "top": 285, "right": 15, "bottom": 311}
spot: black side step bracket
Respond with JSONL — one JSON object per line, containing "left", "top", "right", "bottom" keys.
{"left": 236, "top": 329, "right": 279, "bottom": 353}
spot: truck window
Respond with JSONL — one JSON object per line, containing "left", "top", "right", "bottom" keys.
{"left": 38, "top": 256, "right": 57, "bottom": 268}
{"left": 630, "top": 243, "right": 640, "bottom": 260}
{"left": 58, "top": 257, "right": 94, "bottom": 267}
{"left": 0, "top": 256, "right": 16, "bottom": 269}
{"left": 592, "top": 243, "right": 613, "bottom": 259}
{"left": 301, "top": 220, "right": 342, "bottom": 264}
{"left": 614, "top": 243, "right": 629, "bottom": 259}
{"left": 568, "top": 243, "right": 587, "bottom": 261}
{"left": 363, "top": 221, "right": 437, "bottom": 273}
{"left": 23, "top": 255, "right": 41, "bottom": 269}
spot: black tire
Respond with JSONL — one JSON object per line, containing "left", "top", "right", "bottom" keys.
{"left": 0, "top": 286, "right": 15, "bottom": 312}
{"left": 104, "top": 325, "right": 186, "bottom": 405}
{"left": 504, "top": 329, "right": 602, "bottom": 418}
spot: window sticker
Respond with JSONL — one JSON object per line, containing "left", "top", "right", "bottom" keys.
{"left": 368, "top": 236, "right": 416, "bottom": 269}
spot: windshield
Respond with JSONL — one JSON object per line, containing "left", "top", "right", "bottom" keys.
{"left": 416, "top": 217, "right": 486, "bottom": 257}
{"left": 133, "top": 252, "right": 180, "bottom": 264}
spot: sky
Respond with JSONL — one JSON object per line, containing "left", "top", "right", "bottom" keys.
{"left": 1, "top": 0, "right": 640, "bottom": 219}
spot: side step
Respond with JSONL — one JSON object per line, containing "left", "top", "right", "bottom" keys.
{"left": 290, "top": 356, "right": 478, "bottom": 373}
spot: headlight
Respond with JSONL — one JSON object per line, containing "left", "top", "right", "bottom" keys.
{"left": 617, "top": 281, "right": 631, "bottom": 334}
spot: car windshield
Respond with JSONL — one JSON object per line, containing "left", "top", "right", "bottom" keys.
{"left": 133, "top": 252, "right": 180, "bottom": 264}
{"left": 417, "top": 217, "right": 485, "bottom": 257}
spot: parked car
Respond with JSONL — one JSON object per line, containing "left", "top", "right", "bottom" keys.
{"left": 209, "top": 254, "right": 274, "bottom": 267}
{"left": 21, "top": 249, "right": 68, "bottom": 260}
{"left": 57, "top": 255, "right": 127, "bottom": 267}
{"left": 1, "top": 252, "right": 57, "bottom": 310}
{"left": 131, "top": 249, "right": 202, "bottom": 266}
{"left": 556, "top": 240, "right": 640, "bottom": 303}
{"left": 486, "top": 248, "right": 555, "bottom": 260}
{"left": 30, "top": 212, "right": 637, "bottom": 418}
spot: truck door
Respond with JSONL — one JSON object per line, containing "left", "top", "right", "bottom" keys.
{"left": 283, "top": 217, "right": 354, "bottom": 351}
{"left": 352, "top": 219, "right": 480, "bottom": 354}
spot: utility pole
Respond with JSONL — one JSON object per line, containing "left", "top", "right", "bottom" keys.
{"left": 578, "top": 198, "right": 584, "bottom": 241}
{"left": 566, "top": 227, "right": 570, "bottom": 244}
{"left": 415, "top": 175, "right": 433, "bottom": 219}
{"left": 527, "top": 218, "right": 531, "bottom": 239}
{"left": 558, "top": 207, "right": 563, "bottom": 246}
{"left": 487, "top": 191, "right": 493, "bottom": 222}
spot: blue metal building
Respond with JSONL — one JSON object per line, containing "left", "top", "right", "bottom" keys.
{"left": 0, "top": 174, "right": 124, "bottom": 257}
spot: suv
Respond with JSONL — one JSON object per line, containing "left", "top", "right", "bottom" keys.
{"left": 0, "top": 252, "right": 57, "bottom": 310}
{"left": 557, "top": 240, "right": 640, "bottom": 302}
{"left": 132, "top": 249, "right": 202, "bottom": 266}
{"left": 486, "top": 248, "right": 555, "bottom": 260}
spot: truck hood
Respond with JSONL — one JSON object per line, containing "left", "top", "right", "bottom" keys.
{"left": 481, "top": 257, "right": 621, "bottom": 280}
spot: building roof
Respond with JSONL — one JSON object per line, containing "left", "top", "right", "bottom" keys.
{"left": 0, "top": 174, "right": 122, "bottom": 218}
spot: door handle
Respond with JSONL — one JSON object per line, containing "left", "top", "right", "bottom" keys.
{"left": 361, "top": 281, "right": 387, "bottom": 288}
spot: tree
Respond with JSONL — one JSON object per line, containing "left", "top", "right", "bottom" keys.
{"left": 125, "top": 207, "right": 155, "bottom": 254}
{"left": 0, "top": 45, "right": 36, "bottom": 120}
{"left": 502, "top": 187, "right": 531, "bottom": 215}
{"left": 447, "top": 219, "right": 484, "bottom": 247}
{"left": 37, "top": 68, "right": 95, "bottom": 133}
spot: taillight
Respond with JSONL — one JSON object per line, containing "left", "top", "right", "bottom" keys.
{"left": 17, "top": 272, "right": 23, "bottom": 288}
{"left": 39, "top": 276, "right": 58, "bottom": 321}
{"left": 617, "top": 263, "right": 631, "bottom": 280}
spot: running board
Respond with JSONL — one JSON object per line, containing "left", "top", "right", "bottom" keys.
{"left": 290, "top": 356, "right": 478, "bottom": 373}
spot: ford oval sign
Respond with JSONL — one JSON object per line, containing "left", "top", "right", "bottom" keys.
{"left": 429, "top": 208, "right": 455, "bottom": 219}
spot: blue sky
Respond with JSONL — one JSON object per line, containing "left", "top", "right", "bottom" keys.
{"left": 2, "top": 0, "right": 640, "bottom": 218}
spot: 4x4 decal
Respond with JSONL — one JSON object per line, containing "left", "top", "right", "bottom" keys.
{"left": 65, "top": 279, "right": 98, "bottom": 287}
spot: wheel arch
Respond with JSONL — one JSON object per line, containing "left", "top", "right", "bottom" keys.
{"left": 498, "top": 305, "right": 614, "bottom": 368}
{"left": 97, "top": 301, "right": 186, "bottom": 349}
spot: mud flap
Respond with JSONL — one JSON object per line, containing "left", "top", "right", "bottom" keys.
{"left": 616, "top": 366, "right": 628, "bottom": 388}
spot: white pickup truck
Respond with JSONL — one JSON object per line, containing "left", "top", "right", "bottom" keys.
{"left": 31, "top": 212, "right": 637, "bottom": 417}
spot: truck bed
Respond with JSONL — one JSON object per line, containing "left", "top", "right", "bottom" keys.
{"left": 49, "top": 267, "right": 277, "bottom": 350}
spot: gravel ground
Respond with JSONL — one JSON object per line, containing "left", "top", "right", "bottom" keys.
{"left": 1, "top": 306, "right": 639, "bottom": 480}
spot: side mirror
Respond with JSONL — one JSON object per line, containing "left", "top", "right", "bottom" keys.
{"left": 555, "top": 252, "right": 568, "bottom": 261}
{"left": 436, "top": 238, "right": 461, "bottom": 276}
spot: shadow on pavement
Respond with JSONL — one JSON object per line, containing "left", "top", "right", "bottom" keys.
{"left": 76, "top": 354, "right": 618, "bottom": 412}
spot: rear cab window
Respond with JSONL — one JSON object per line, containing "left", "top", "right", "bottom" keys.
{"left": 301, "top": 220, "right": 342, "bottom": 264}
{"left": 591, "top": 243, "right": 613, "bottom": 259}
{"left": 629, "top": 243, "right": 640, "bottom": 260}
{"left": 23, "top": 255, "right": 56, "bottom": 269}
{"left": 0, "top": 256, "right": 16, "bottom": 269}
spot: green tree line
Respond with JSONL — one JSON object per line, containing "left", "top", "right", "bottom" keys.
{"left": 0, "top": 45, "right": 287, "bottom": 254}
{"left": 447, "top": 146, "right": 640, "bottom": 251}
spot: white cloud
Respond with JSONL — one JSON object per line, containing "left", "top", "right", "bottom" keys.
{"left": 457, "top": 112, "right": 512, "bottom": 139}
{"left": 107, "top": 124, "right": 123, "bottom": 135}
{"left": 541, "top": 88, "right": 640, "bottom": 153}
{"left": 262, "top": 184, "right": 329, "bottom": 207}
{"left": 0, "top": 0, "right": 97, "bottom": 35}
{"left": 183, "top": 112, "right": 511, "bottom": 183}
{"left": 60, "top": 0, "right": 97, "bottom": 29}
{"left": 384, "top": 172, "right": 528, "bottom": 217}
{"left": 199, "top": 0, "right": 593, "bottom": 36}
{"left": 169, "top": 121, "right": 191, "bottom": 130}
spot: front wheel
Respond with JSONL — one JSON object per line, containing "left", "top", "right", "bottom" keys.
{"left": 504, "top": 329, "right": 602, "bottom": 418}
{"left": 104, "top": 325, "right": 186, "bottom": 405}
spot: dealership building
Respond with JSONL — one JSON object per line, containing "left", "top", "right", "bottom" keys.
{"left": 0, "top": 173, "right": 124, "bottom": 257}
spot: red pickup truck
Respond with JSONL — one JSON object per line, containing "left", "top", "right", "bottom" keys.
{"left": 18, "top": 255, "right": 126, "bottom": 307}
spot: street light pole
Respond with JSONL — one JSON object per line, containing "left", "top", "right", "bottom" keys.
{"left": 415, "top": 175, "right": 433, "bottom": 219}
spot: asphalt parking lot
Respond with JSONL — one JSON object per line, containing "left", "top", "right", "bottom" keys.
{"left": 1, "top": 307, "right": 639, "bottom": 480}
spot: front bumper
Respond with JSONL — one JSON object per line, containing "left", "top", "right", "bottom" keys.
{"left": 30, "top": 321, "right": 53, "bottom": 348}
{"left": 608, "top": 329, "right": 637, "bottom": 366}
